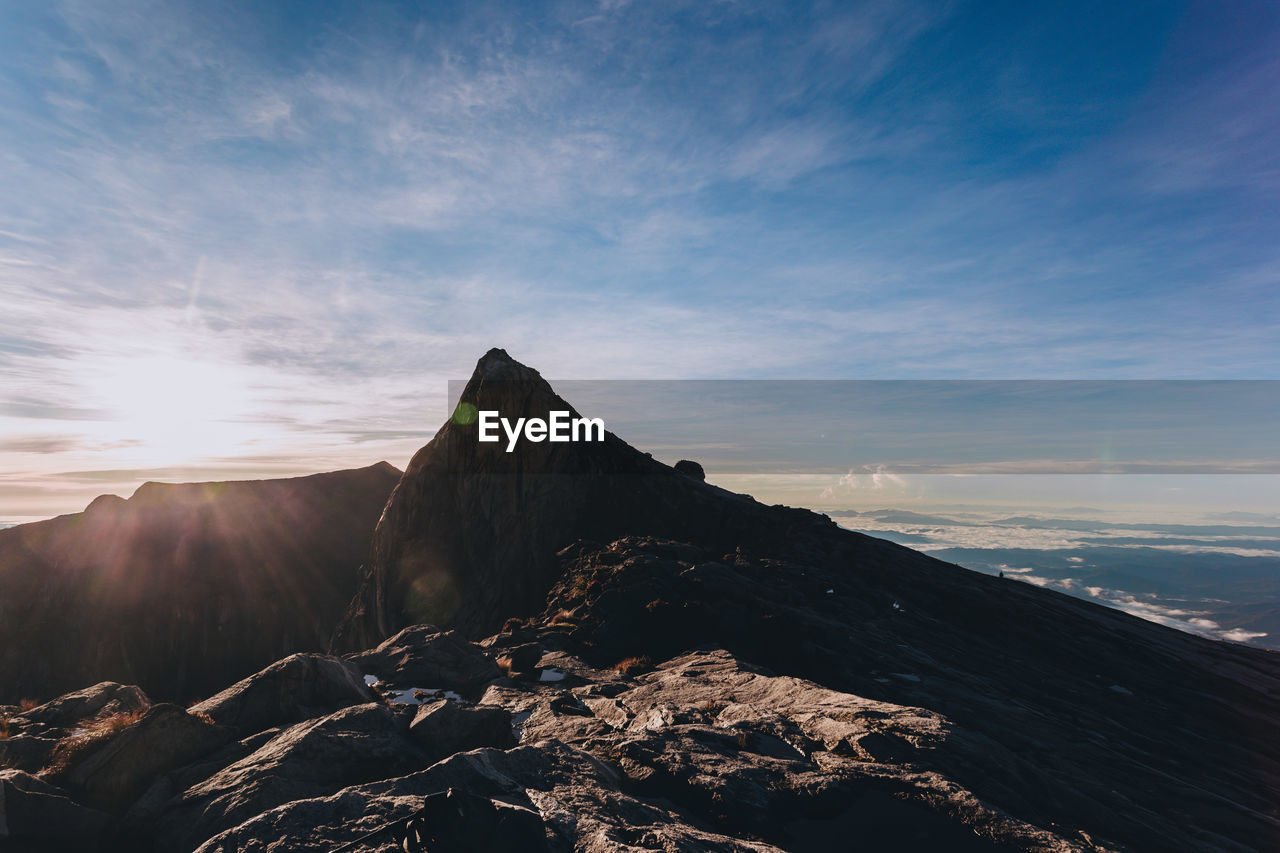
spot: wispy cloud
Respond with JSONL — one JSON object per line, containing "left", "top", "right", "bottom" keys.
{"left": 0, "top": 0, "right": 1277, "bottom": 515}
{"left": 821, "top": 465, "right": 908, "bottom": 498}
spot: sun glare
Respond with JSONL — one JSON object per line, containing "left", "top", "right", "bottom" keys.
{"left": 89, "top": 355, "right": 259, "bottom": 465}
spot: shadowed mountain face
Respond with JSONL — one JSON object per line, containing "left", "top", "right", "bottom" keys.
{"left": 333, "top": 348, "right": 832, "bottom": 650}
{"left": 0, "top": 463, "right": 400, "bottom": 704}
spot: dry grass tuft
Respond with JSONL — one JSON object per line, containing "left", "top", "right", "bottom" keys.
{"left": 188, "top": 709, "right": 215, "bottom": 726}
{"left": 548, "top": 608, "right": 580, "bottom": 627}
{"left": 613, "top": 655, "right": 653, "bottom": 677}
{"left": 41, "top": 708, "right": 146, "bottom": 779}
{"left": 18, "top": 698, "right": 39, "bottom": 712}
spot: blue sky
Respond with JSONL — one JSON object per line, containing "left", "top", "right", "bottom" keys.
{"left": 1, "top": 0, "right": 1278, "bottom": 516}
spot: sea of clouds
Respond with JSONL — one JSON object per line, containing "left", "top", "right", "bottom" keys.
{"left": 835, "top": 510, "right": 1280, "bottom": 647}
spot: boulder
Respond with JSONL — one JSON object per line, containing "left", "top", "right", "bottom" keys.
{"left": 123, "top": 726, "right": 285, "bottom": 827}
{"left": 401, "top": 787, "right": 549, "bottom": 853}
{"left": 0, "top": 768, "right": 114, "bottom": 846}
{"left": 494, "top": 642, "right": 541, "bottom": 679}
{"left": 153, "top": 703, "right": 424, "bottom": 852}
{"left": 65, "top": 703, "right": 233, "bottom": 812}
{"left": 407, "top": 699, "right": 514, "bottom": 762}
{"left": 347, "top": 626, "right": 499, "bottom": 695}
{"left": 674, "top": 459, "right": 705, "bottom": 481}
{"left": 189, "top": 653, "right": 373, "bottom": 737}
{"left": 0, "top": 734, "right": 59, "bottom": 773}
{"left": 15, "top": 681, "right": 149, "bottom": 733}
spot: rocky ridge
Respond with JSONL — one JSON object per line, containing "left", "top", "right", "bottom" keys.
{"left": 0, "top": 463, "right": 401, "bottom": 703}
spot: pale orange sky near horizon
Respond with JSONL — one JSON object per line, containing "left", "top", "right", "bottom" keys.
{"left": 5, "top": 371, "right": 1280, "bottom": 522}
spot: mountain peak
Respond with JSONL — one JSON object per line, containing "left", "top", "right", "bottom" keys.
{"left": 333, "top": 349, "right": 828, "bottom": 650}
{"left": 472, "top": 347, "right": 539, "bottom": 381}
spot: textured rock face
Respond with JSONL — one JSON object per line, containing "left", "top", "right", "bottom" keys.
{"left": 189, "top": 653, "right": 374, "bottom": 738}
{"left": 407, "top": 698, "right": 514, "bottom": 761}
{"left": 64, "top": 704, "right": 232, "bottom": 813}
{"left": 0, "top": 769, "right": 114, "bottom": 847}
{"left": 532, "top": 536, "right": 1280, "bottom": 852}
{"left": 10, "top": 682, "right": 150, "bottom": 734}
{"left": 0, "top": 682, "right": 155, "bottom": 776}
{"left": 346, "top": 625, "right": 500, "bottom": 697}
{"left": 151, "top": 703, "right": 425, "bottom": 852}
{"left": 333, "top": 349, "right": 835, "bottom": 650}
{"left": 0, "top": 463, "right": 401, "bottom": 704}
{"left": 497, "top": 646, "right": 1068, "bottom": 852}
{"left": 189, "top": 741, "right": 797, "bottom": 853}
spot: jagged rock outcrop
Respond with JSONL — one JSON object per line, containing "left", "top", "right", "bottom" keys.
{"left": 0, "top": 463, "right": 401, "bottom": 705}
{"left": 333, "top": 349, "right": 833, "bottom": 650}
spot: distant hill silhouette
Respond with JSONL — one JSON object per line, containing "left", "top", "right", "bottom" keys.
{"left": 0, "top": 463, "right": 400, "bottom": 704}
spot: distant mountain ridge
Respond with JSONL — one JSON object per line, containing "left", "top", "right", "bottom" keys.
{"left": 0, "top": 462, "right": 400, "bottom": 704}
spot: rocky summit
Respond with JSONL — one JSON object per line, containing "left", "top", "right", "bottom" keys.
{"left": 332, "top": 348, "right": 835, "bottom": 650}
{"left": 3, "top": 349, "right": 1280, "bottom": 852}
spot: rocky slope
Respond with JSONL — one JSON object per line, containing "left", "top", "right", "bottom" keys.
{"left": 3, "top": 349, "right": 1280, "bottom": 852}
{"left": 0, "top": 463, "right": 400, "bottom": 704}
